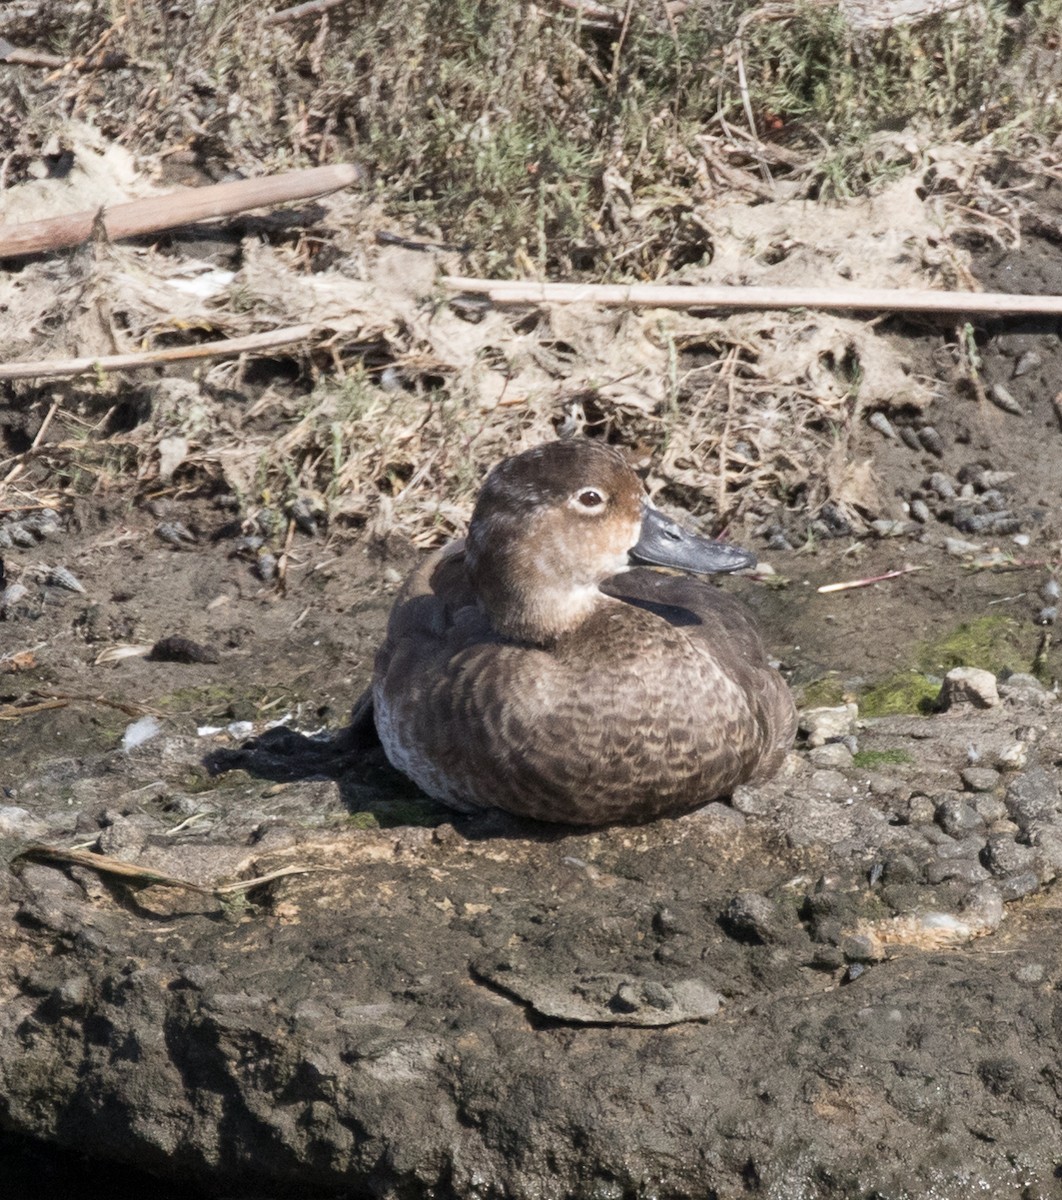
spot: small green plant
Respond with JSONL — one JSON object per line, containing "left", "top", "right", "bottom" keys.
{"left": 852, "top": 748, "right": 914, "bottom": 769}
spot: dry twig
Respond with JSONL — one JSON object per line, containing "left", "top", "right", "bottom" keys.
{"left": 0, "top": 324, "right": 316, "bottom": 381}
{"left": 0, "top": 163, "right": 361, "bottom": 260}
{"left": 442, "top": 276, "right": 1062, "bottom": 316}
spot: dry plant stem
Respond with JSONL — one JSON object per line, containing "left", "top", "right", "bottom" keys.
{"left": 818, "top": 565, "right": 927, "bottom": 594}
{"left": 0, "top": 164, "right": 362, "bottom": 260}
{"left": 264, "top": 0, "right": 351, "bottom": 25}
{"left": 0, "top": 324, "right": 316, "bottom": 381}
{"left": 14, "top": 844, "right": 334, "bottom": 899}
{"left": 443, "top": 277, "right": 1062, "bottom": 316}
{"left": 0, "top": 44, "right": 65, "bottom": 68}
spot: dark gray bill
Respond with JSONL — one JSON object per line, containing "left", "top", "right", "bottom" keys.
{"left": 630, "top": 504, "right": 756, "bottom": 575}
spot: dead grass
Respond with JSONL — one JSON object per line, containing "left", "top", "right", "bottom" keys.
{"left": 3, "top": 1, "right": 1060, "bottom": 273}
{"left": 2, "top": 1, "right": 1061, "bottom": 548}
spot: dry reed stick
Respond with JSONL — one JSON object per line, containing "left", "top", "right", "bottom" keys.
{"left": 441, "top": 276, "right": 1062, "bottom": 316}
{"left": 0, "top": 325, "right": 316, "bottom": 381}
{"left": 0, "top": 164, "right": 361, "bottom": 260}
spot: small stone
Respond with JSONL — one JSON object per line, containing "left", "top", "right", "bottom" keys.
{"left": 1013, "top": 962, "right": 1045, "bottom": 984}
{"left": 938, "top": 667, "right": 999, "bottom": 710}
{"left": 918, "top": 427, "right": 945, "bottom": 457}
{"left": 994, "top": 741, "right": 1030, "bottom": 771}
{"left": 909, "top": 498, "right": 931, "bottom": 524}
{"left": 973, "top": 795, "right": 1007, "bottom": 824}
{"left": 148, "top": 635, "right": 220, "bottom": 665}
{"left": 1030, "top": 828, "right": 1062, "bottom": 875}
{"left": 808, "top": 743, "right": 854, "bottom": 769}
{"left": 0, "top": 806, "right": 45, "bottom": 838}
{"left": 906, "top": 794, "right": 936, "bottom": 825}
{"left": 840, "top": 934, "right": 878, "bottom": 963}
{"left": 723, "top": 892, "right": 778, "bottom": 943}
{"left": 1004, "top": 768, "right": 1061, "bottom": 829}
{"left": 1013, "top": 350, "right": 1041, "bottom": 378}
{"left": 800, "top": 703, "right": 858, "bottom": 747}
{"left": 962, "top": 881, "right": 1005, "bottom": 933}
{"left": 999, "top": 871, "right": 1042, "bottom": 901}
{"left": 882, "top": 853, "right": 922, "bottom": 884}
{"left": 935, "top": 796, "right": 984, "bottom": 837}
{"left": 961, "top": 767, "right": 1000, "bottom": 793}
{"left": 925, "top": 858, "right": 990, "bottom": 885}
{"left": 981, "top": 834, "right": 1038, "bottom": 879}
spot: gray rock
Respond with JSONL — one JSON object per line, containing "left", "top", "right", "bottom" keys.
{"left": 935, "top": 796, "right": 984, "bottom": 837}
{"left": 939, "top": 668, "right": 1000, "bottom": 710}
{"left": 982, "top": 835, "right": 1038, "bottom": 880}
{"left": 1004, "top": 768, "right": 1061, "bottom": 830}
{"left": 799, "top": 703, "right": 859, "bottom": 747}
{"left": 961, "top": 767, "right": 1001, "bottom": 793}
{"left": 808, "top": 743, "right": 855, "bottom": 769}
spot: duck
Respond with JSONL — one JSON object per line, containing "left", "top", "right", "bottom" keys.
{"left": 363, "top": 439, "right": 796, "bottom": 826}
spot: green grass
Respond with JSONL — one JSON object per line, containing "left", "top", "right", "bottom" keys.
{"left": 852, "top": 748, "right": 914, "bottom": 769}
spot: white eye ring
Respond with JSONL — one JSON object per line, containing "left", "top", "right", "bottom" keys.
{"left": 572, "top": 488, "right": 607, "bottom": 510}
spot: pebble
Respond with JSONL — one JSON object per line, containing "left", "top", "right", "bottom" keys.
{"left": 148, "top": 635, "right": 220, "bottom": 664}
{"left": 1013, "top": 961, "right": 1045, "bottom": 984}
{"left": 945, "top": 537, "right": 981, "bottom": 558}
{"left": 1013, "top": 350, "right": 1041, "bottom": 377}
{"left": 961, "top": 767, "right": 1000, "bottom": 793}
{"left": 982, "top": 834, "right": 1038, "bottom": 879}
{"left": 891, "top": 425, "right": 918, "bottom": 453}
{"left": 938, "top": 667, "right": 999, "bottom": 710}
{"left": 905, "top": 794, "right": 936, "bottom": 825}
{"left": 799, "top": 703, "right": 858, "bottom": 748}
{"left": 870, "top": 519, "right": 909, "bottom": 538}
{"left": 723, "top": 892, "right": 777, "bottom": 943}
{"left": 999, "top": 871, "right": 1042, "bottom": 901}
{"left": 1041, "top": 579, "right": 1060, "bottom": 602}
{"left": 925, "top": 858, "right": 989, "bottom": 885}
{"left": 0, "top": 806, "right": 45, "bottom": 838}
{"left": 909, "top": 498, "right": 931, "bottom": 524}
{"left": 1004, "top": 768, "right": 1061, "bottom": 829}
{"left": 973, "top": 795, "right": 1007, "bottom": 824}
{"left": 934, "top": 796, "right": 984, "bottom": 837}
{"left": 808, "top": 743, "right": 855, "bottom": 769}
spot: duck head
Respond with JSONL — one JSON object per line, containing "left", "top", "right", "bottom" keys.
{"left": 464, "top": 440, "right": 755, "bottom": 645}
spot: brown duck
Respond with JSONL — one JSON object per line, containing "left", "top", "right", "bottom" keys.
{"left": 365, "top": 439, "right": 795, "bottom": 825}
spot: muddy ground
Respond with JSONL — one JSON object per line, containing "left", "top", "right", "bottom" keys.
{"left": 2, "top": 89, "right": 1062, "bottom": 1200}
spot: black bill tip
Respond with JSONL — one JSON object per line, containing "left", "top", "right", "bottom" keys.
{"left": 629, "top": 504, "right": 756, "bottom": 575}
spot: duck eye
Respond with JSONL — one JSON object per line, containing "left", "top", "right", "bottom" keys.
{"left": 575, "top": 488, "right": 606, "bottom": 509}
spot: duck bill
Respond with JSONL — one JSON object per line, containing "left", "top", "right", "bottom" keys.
{"left": 629, "top": 504, "right": 756, "bottom": 575}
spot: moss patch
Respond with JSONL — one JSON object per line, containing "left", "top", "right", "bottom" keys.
{"left": 852, "top": 749, "right": 914, "bottom": 769}
{"left": 917, "top": 615, "right": 1028, "bottom": 677}
{"left": 799, "top": 675, "right": 847, "bottom": 709}
{"left": 859, "top": 672, "right": 940, "bottom": 718}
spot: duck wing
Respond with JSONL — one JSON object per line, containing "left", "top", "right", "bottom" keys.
{"left": 602, "top": 567, "right": 797, "bottom": 781}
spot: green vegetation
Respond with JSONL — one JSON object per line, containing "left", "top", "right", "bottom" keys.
{"left": 916, "top": 615, "right": 1027, "bottom": 677}
{"left": 859, "top": 671, "right": 941, "bottom": 718}
{"left": 852, "top": 748, "right": 914, "bottom": 769}
{"left": 799, "top": 675, "right": 847, "bottom": 709}
{"left": 854, "top": 614, "right": 1047, "bottom": 717}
